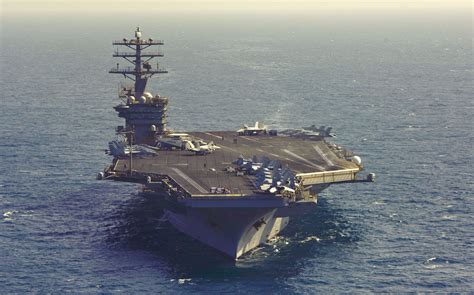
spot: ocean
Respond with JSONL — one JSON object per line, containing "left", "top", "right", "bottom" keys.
{"left": 1, "top": 12, "right": 472, "bottom": 293}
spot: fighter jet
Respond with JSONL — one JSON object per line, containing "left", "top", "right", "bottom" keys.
{"left": 107, "top": 140, "right": 159, "bottom": 157}
{"left": 185, "top": 140, "right": 220, "bottom": 155}
{"left": 302, "top": 125, "right": 335, "bottom": 137}
{"left": 237, "top": 122, "right": 267, "bottom": 136}
{"left": 156, "top": 133, "right": 189, "bottom": 150}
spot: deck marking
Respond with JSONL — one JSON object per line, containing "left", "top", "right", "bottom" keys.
{"left": 313, "top": 145, "right": 335, "bottom": 167}
{"left": 241, "top": 136, "right": 259, "bottom": 143}
{"left": 171, "top": 167, "right": 208, "bottom": 193}
{"left": 152, "top": 163, "right": 188, "bottom": 166}
{"left": 282, "top": 149, "right": 325, "bottom": 170}
{"left": 202, "top": 132, "right": 243, "bottom": 153}
{"left": 217, "top": 144, "right": 241, "bottom": 154}
{"left": 204, "top": 132, "right": 223, "bottom": 140}
{"left": 257, "top": 148, "right": 317, "bottom": 170}
{"left": 256, "top": 148, "right": 281, "bottom": 159}
{"left": 203, "top": 132, "right": 324, "bottom": 171}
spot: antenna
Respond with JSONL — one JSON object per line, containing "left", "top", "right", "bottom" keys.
{"left": 109, "top": 27, "right": 167, "bottom": 99}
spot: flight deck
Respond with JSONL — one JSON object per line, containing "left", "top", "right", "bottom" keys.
{"left": 110, "top": 131, "right": 359, "bottom": 197}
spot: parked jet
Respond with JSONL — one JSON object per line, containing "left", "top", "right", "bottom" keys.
{"left": 237, "top": 121, "right": 267, "bottom": 136}
{"left": 185, "top": 140, "right": 220, "bottom": 155}
{"left": 302, "top": 125, "right": 335, "bottom": 137}
{"left": 107, "top": 140, "right": 159, "bottom": 157}
{"left": 156, "top": 133, "right": 190, "bottom": 150}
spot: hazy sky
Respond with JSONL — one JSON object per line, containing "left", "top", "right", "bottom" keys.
{"left": 3, "top": 0, "right": 471, "bottom": 17}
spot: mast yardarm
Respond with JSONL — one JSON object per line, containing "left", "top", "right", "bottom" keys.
{"left": 109, "top": 27, "right": 167, "bottom": 99}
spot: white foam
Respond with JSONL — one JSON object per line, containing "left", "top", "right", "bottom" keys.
{"left": 441, "top": 215, "right": 457, "bottom": 220}
{"left": 178, "top": 278, "right": 192, "bottom": 284}
{"left": 299, "top": 235, "right": 321, "bottom": 244}
{"left": 3, "top": 210, "right": 17, "bottom": 218}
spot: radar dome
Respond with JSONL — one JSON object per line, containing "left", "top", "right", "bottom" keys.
{"left": 144, "top": 92, "right": 153, "bottom": 99}
{"left": 352, "top": 156, "right": 362, "bottom": 166}
{"left": 139, "top": 96, "right": 147, "bottom": 104}
{"left": 128, "top": 96, "right": 136, "bottom": 104}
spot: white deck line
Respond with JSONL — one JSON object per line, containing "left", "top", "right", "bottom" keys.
{"left": 171, "top": 167, "right": 208, "bottom": 194}
{"left": 282, "top": 149, "right": 325, "bottom": 170}
{"left": 256, "top": 148, "right": 281, "bottom": 159}
{"left": 204, "top": 132, "right": 223, "bottom": 140}
{"left": 152, "top": 163, "right": 188, "bottom": 166}
{"left": 313, "top": 145, "right": 335, "bottom": 167}
{"left": 217, "top": 144, "right": 241, "bottom": 154}
{"left": 240, "top": 136, "right": 259, "bottom": 143}
{"left": 257, "top": 148, "right": 316, "bottom": 170}
{"left": 203, "top": 132, "right": 319, "bottom": 171}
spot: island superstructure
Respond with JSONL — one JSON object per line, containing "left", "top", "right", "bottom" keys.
{"left": 99, "top": 28, "right": 374, "bottom": 259}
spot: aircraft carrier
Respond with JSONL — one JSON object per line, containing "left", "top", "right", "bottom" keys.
{"left": 98, "top": 28, "right": 374, "bottom": 259}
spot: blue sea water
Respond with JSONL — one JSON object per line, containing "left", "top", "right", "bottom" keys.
{"left": 1, "top": 14, "right": 473, "bottom": 293}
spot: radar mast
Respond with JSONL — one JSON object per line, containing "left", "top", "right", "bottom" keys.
{"left": 109, "top": 28, "right": 169, "bottom": 145}
{"left": 109, "top": 27, "right": 167, "bottom": 98}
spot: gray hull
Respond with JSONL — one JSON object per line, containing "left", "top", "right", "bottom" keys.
{"left": 157, "top": 198, "right": 319, "bottom": 259}
{"left": 165, "top": 207, "right": 289, "bottom": 259}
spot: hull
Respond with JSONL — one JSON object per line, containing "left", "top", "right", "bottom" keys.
{"left": 141, "top": 188, "right": 318, "bottom": 259}
{"left": 165, "top": 207, "right": 289, "bottom": 259}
